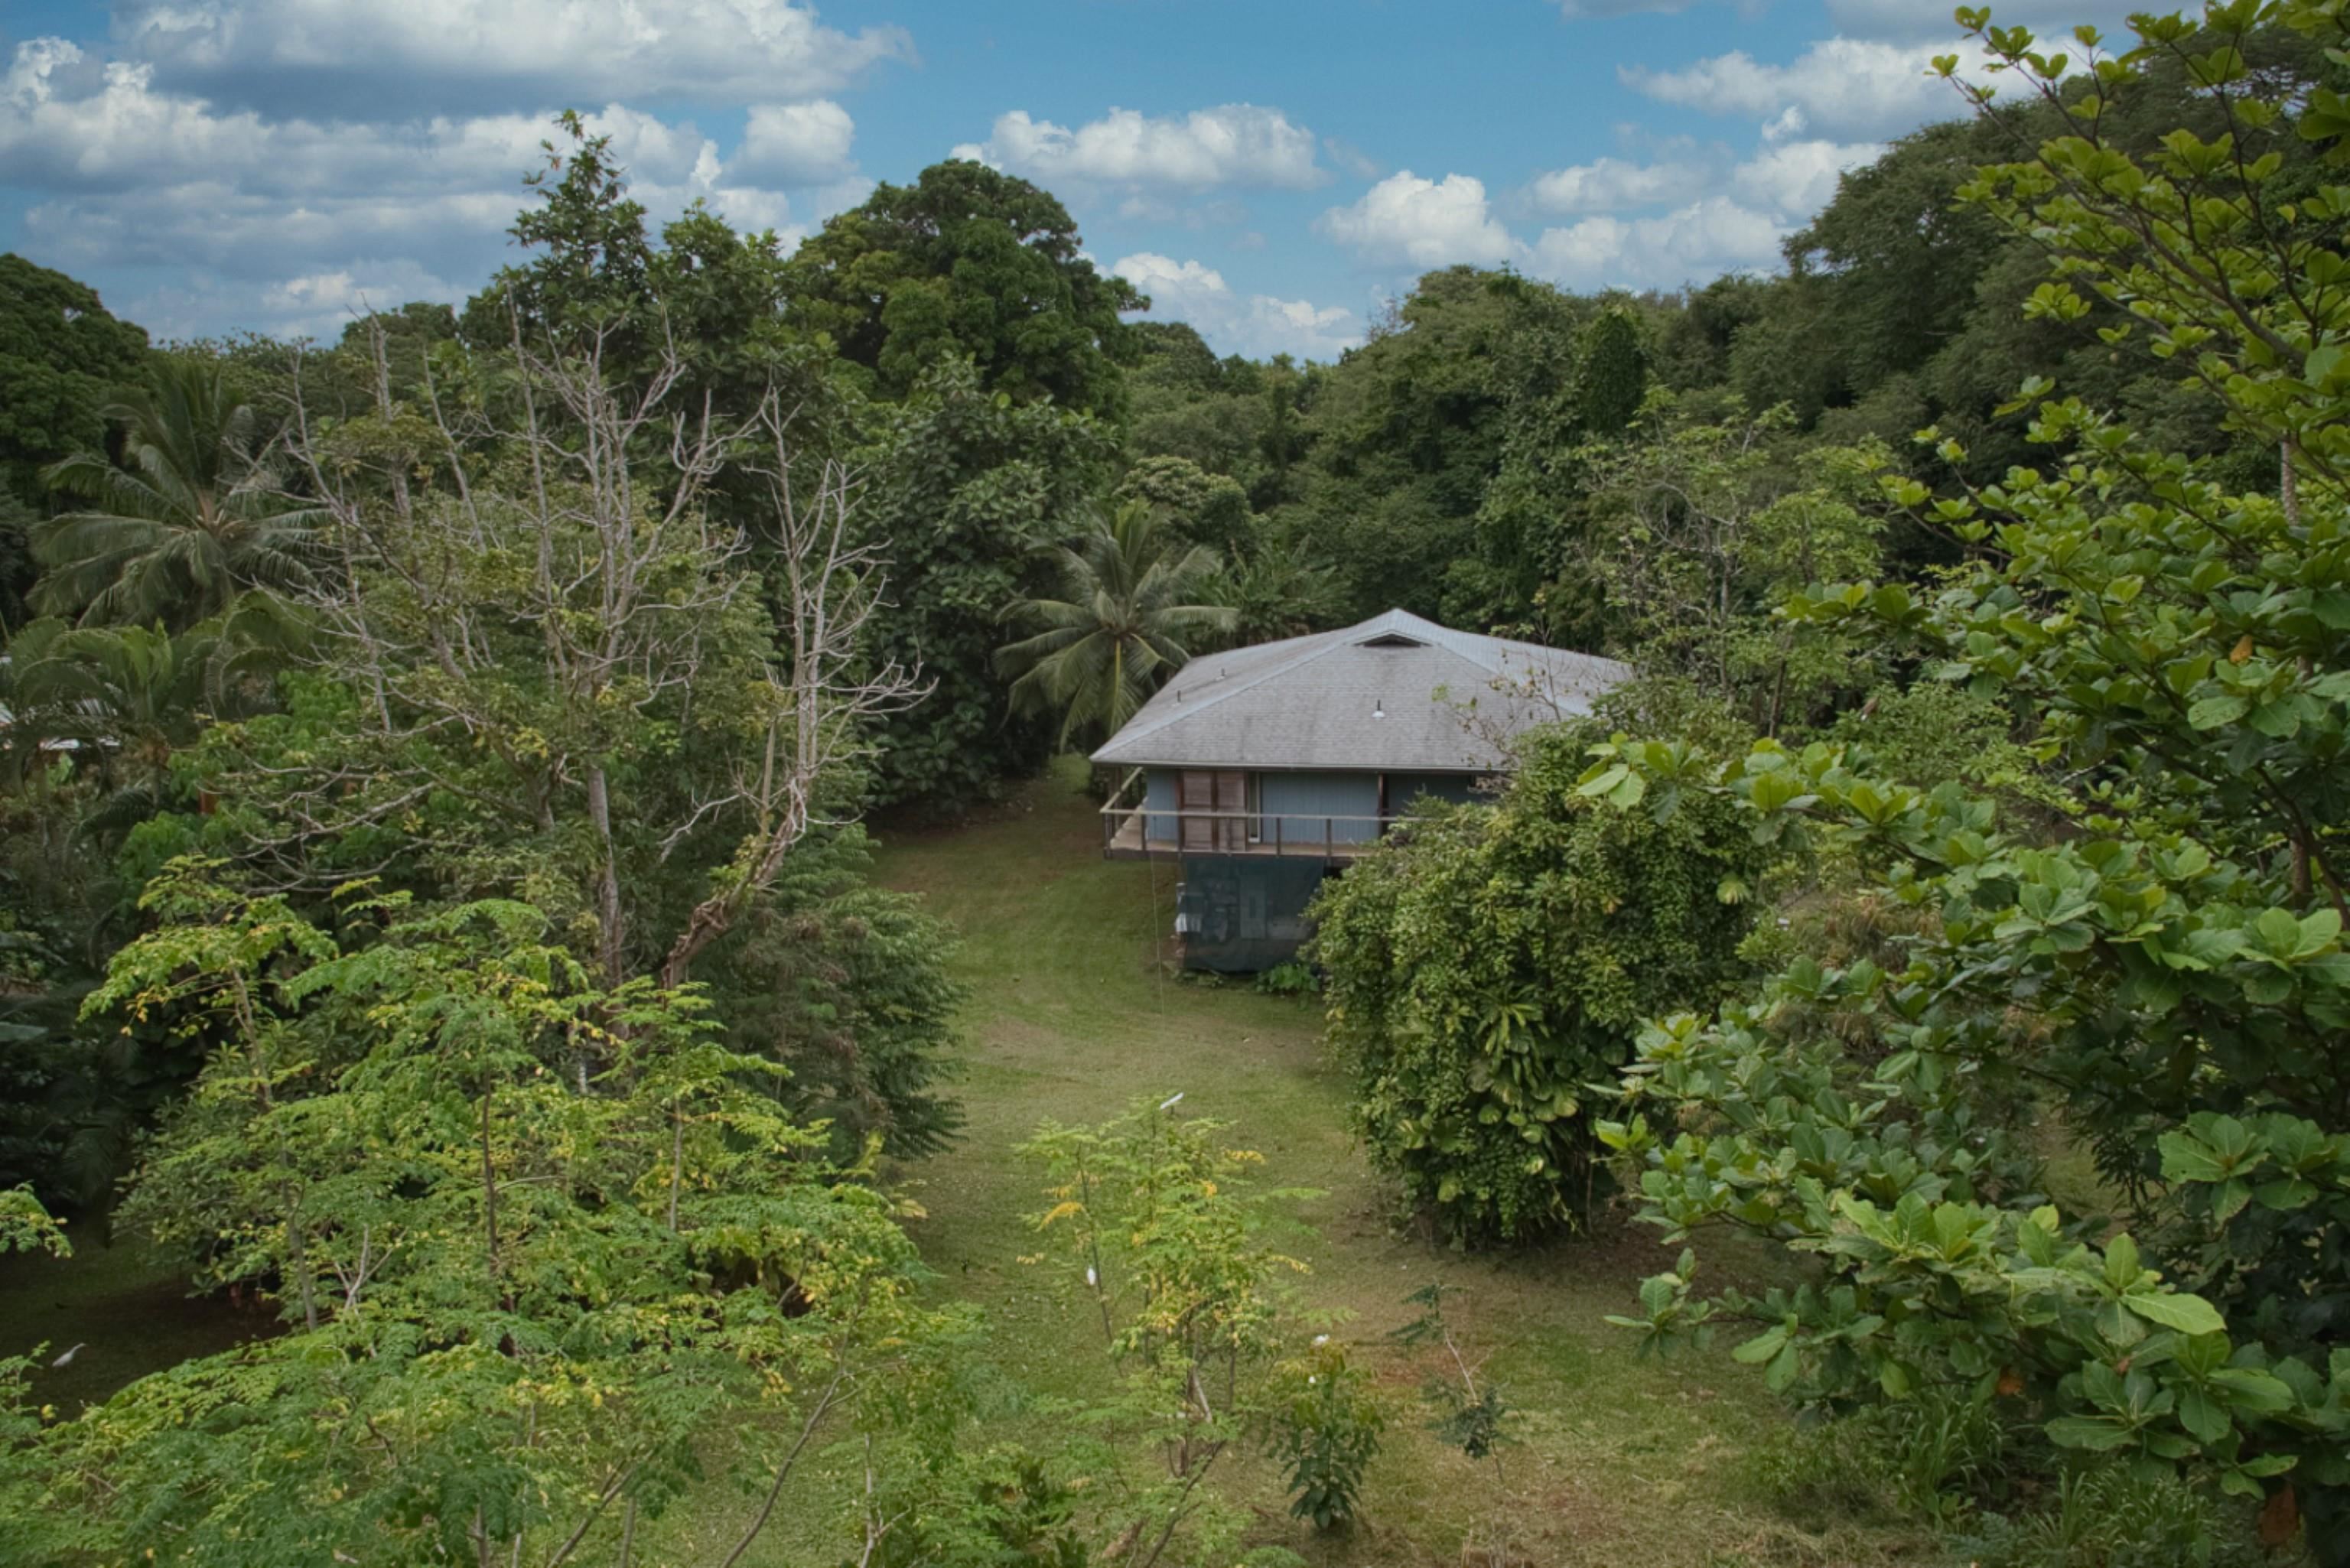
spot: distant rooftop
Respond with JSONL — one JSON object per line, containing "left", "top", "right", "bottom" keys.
{"left": 1089, "top": 608, "right": 1631, "bottom": 774}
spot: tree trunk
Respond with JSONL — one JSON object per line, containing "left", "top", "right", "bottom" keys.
{"left": 586, "top": 765, "right": 625, "bottom": 986}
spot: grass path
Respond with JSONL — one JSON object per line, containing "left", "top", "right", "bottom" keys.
{"left": 864, "top": 763, "right": 1932, "bottom": 1568}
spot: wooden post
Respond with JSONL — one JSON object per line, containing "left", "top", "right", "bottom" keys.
{"left": 1274, "top": 815, "right": 1283, "bottom": 857}
{"left": 1325, "top": 817, "right": 1333, "bottom": 861}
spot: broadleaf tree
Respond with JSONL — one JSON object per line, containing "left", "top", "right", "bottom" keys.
{"left": 1597, "top": 5, "right": 2350, "bottom": 1553}
{"left": 5, "top": 865, "right": 962, "bottom": 1568}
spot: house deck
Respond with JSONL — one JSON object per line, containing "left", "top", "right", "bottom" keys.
{"left": 1101, "top": 809, "right": 1388, "bottom": 862}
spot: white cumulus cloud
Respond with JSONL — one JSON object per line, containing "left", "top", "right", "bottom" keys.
{"left": 1112, "top": 252, "right": 1360, "bottom": 359}
{"left": 1621, "top": 37, "right": 1982, "bottom": 140}
{"left": 1734, "top": 138, "right": 1884, "bottom": 218}
{"left": 109, "top": 0, "right": 911, "bottom": 116}
{"left": 1515, "top": 135, "right": 1881, "bottom": 291}
{"left": 0, "top": 36, "right": 822, "bottom": 339}
{"left": 1316, "top": 171, "right": 1521, "bottom": 269}
{"left": 732, "top": 100, "right": 856, "bottom": 184}
{"left": 1530, "top": 194, "right": 1787, "bottom": 290}
{"left": 1525, "top": 155, "right": 1712, "bottom": 216}
{"left": 964, "top": 103, "right": 1323, "bottom": 190}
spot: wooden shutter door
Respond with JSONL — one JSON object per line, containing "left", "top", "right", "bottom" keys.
{"left": 1178, "top": 771, "right": 1215, "bottom": 851}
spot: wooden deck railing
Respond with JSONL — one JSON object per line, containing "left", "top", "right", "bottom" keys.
{"left": 1097, "top": 773, "right": 1414, "bottom": 861}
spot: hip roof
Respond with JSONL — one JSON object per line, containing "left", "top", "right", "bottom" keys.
{"left": 1089, "top": 608, "right": 1632, "bottom": 773}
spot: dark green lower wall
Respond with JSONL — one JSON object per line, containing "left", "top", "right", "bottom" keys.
{"left": 1174, "top": 855, "right": 1335, "bottom": 971}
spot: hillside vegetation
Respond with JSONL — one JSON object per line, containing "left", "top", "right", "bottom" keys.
{"left": 1, "top": 6, "right": 2345, "bottom": 1565}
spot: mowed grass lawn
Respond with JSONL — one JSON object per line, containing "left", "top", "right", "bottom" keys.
{"left": 861, "top": 761, "right": 1934, "bottom": 1568}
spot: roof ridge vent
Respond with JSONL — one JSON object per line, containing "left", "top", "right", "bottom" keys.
{"left": 1360, "top": 631, "right": 1427, "bottom": 649}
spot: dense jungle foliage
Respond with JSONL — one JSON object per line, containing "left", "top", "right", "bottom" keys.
{"left": 3, "top": 2, "right": 2348, "bottom": 1562}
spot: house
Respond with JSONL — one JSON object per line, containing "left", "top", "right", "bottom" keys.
{"left": 1091, "top": 608, "right": 1631, "bottom": 970}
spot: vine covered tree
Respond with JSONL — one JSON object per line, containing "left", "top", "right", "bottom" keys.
{"left": 1312, "top": 723, "right": 1767, "bottom": 1241}
{"left": 854, "top": 354, "right": 1114, "bottom": 808}
{"left": 0, "top": 254, "right": 151, "bottom": 507}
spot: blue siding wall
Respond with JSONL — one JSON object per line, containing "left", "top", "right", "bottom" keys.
{"left": 1260, "top": 770, "right": 1382, "bottom": 843}
{"left": 1144, "top": 769, "right": 1179, "bottom": 841}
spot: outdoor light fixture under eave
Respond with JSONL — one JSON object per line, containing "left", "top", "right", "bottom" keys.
{"left": 1372, "top": 695, "right": 1385, "bottom": 720}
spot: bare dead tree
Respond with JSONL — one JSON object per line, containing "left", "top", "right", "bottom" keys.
{"left": 249, "top": 310, "right": 922, "bottom": 991}
{"left": 657, "top": 391, "right": 924, "bottom": 988}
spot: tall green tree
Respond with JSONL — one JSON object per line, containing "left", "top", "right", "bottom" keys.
{"left": 459, "top": 115, "right": 852, "bottom": 460}
{"left": 0, "top": 255, "right": 150, "bottom": 509}
{"left": 459, "top": 112, "right": 654, "bottom": 356}
{"left": 33, "top": 359, "right": 322, "bottom": 629}
{"left": 996, "top": 499, "right": 1236, "bottom": 750}
{"left": 855, "top": 355, "right": 1114, "bottom": 808}
{"left": 783, "top": 160, "right": 1144, "bottom": 418}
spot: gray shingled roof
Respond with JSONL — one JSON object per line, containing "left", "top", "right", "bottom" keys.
{"left": 1089, "top": 609, "right": 1632, "bottom": 773}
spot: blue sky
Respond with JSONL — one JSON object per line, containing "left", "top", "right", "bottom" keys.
{"left": 0, "top": 0, "right": 2110, "bottom": 356}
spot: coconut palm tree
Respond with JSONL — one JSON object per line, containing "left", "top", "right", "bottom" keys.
{"left": 2, "top": 597, "right": 303, "bottom": 818}
{"left": 996, "top": 499, "right": 1238, "bottom": 750}
{"left": 32, "top": 359, "right": 324, "bottom": 628}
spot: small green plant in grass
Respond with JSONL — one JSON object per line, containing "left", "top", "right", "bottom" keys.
{"left": 1020, "top": 1098, "right": 1346, "bottom": 1562}
{"left": 1261, "top": 1338, "right": 1385, "bottom": 1531}
{"left": 1392, "top": 1283, "right": 1522, "bottom": 1565}
{"left": 1755, "top": 1392, "right": 2008, "bottom": 1531}
{"left": 1393, "top": 1283, "right": 1516, "bottom": 1472}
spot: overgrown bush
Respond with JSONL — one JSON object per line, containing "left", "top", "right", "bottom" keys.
{"left": 1310, "top": 724, "right": 1766, "bottom": 1242}
{"left": 1255, "top": 959, "right": 1319, "bottom": 998}
{"left": 709, "top": 825, "right": 965, "bottom": 1161}
{"left": 1951, "top": 1465, "right": 2273, "bottom": 1568}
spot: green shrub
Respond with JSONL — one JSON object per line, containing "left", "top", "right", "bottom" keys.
{"left": 1255, "top": 959, "right": 1319, "bottom": 997}
{"left": 1754, "top": 1393, "right": 2010, "bottom": 1531}
{"left": 1951, "top": 1464, "right": 2273, "bottom": 1568}
{"left": 1310, "top": 724, "right": 1766, "bottom": 1243}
